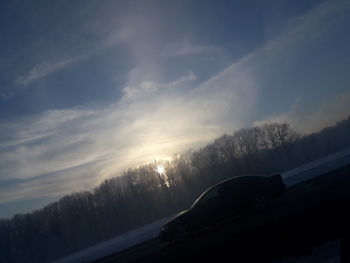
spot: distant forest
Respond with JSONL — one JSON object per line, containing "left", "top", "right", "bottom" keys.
{"left": 1, "top": 116, "right": 350, "bottom": 263}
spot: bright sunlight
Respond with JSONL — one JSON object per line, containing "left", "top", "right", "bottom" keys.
{"left": 156, "top": 164, "right": 165, "bottom": 174}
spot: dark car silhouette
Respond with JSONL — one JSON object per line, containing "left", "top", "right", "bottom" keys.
{"left": 159, "top": 174, "right": 286, "bottom": 241}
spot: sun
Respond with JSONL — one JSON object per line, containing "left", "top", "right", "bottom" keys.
{"left": 156, "top": 165, "right": 165, "bottom": 174}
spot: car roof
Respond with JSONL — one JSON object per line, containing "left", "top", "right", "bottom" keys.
{"left": 190, "top": 174, "right": 268, "bottom": 208}
{"left": 211, "top": 174, "right": 267, "bottom": 188}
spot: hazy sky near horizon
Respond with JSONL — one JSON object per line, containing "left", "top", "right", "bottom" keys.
{"left": 1, "top": 0, "right": 350, "bottom": 218}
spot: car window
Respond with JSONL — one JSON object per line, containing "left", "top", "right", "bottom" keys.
{"left": 196, "top": 187, "right": 220, "bottom": 207}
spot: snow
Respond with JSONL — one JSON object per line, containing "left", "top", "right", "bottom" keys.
{"left": 281, "top": 148, "right": 350, "bottom": 188}
{"left": 51, "top": 217, "right": 171, "bottom": 263}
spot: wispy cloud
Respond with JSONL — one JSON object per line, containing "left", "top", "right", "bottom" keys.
{"left": 0, "top": 160, "right": 105, "bottom": 204}
{"left": 15, "top": 58, "right": 75, "bottom": 86}
{"left": 122, "top": 72, "right": 197, "bottom": 99}
{"left": 8, "top": 12, "right": 128, "bottom": 93}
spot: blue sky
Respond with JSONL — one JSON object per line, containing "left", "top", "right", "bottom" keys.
{"left": 1, "top": 0, "right": 350, "bottom": 218}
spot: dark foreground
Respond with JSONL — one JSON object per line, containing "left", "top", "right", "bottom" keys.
{"left": 95, "top": 165, "right": 350, "bottom": 263}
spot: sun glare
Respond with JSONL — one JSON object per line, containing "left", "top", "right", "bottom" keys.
{"left": 156, "top": 165, "right": 165, "bottom": 174}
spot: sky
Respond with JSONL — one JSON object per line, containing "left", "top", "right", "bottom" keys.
{"left": 1, "top": 0, "right": 350, "bottom": 218}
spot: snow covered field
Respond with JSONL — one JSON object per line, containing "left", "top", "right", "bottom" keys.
{"left": 52, "top": 217, "right": 171, "bottom": 263}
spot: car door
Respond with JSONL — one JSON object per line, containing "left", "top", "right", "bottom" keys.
{"left": 220, "top": 177, "right": 264, "bottom": 218}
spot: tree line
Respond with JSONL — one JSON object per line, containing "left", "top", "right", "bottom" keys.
{"left": 1, "top": 116, "right": 350, "bottom": 263}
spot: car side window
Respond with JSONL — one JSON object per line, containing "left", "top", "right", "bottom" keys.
{"left": 198, "top": 187, "right": 220, "bottom": 206}
{"left": 218, "top": 179, "right": 253, "bottom": 201}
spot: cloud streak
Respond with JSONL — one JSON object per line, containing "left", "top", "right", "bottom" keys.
{"left": 15, "top": 58, "right": 75, "bottom": 86}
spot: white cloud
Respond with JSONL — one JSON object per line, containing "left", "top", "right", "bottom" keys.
{"left": 123, "top": 81, "right": 159, "bottom": 99}
{"left": 122, "top": 71, "right": 197, "bottom": 99}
